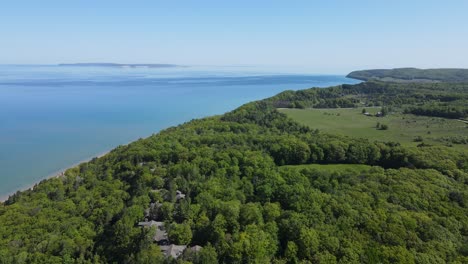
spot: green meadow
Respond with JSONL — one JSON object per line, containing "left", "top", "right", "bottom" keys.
{"left": 279, "top": 107, "right": 467, "bottom": 148}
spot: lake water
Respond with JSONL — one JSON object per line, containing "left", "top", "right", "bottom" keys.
{"left": 0, "top": 65, "right": 359, "bottom": 198}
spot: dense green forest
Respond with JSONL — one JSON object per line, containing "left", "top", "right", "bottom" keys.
{"left": 347, "top": 68, "right": 468, "bottom": 83}
{"left": 1, "top": 77, "right": 467, "bottom": 263}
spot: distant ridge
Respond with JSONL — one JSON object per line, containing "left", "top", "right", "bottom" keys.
{"left": 347, "top": 68, "right": 468, "bottom": 83}
{"left": 58, "top": 63, "right": 180, "bottom": 68}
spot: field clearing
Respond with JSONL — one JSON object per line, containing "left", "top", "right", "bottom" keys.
{"left": 280, "top": 163, "right": 372, "bottom": 173}
{"left": 279, "top": 107, "right": 467, "bottom": 149}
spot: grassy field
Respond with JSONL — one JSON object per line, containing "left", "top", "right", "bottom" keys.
{"left": 279, "top": 107, "right": 467, "bottom": 148}
{"left": 281, "top": 163, "right": 372, "bottom": 173}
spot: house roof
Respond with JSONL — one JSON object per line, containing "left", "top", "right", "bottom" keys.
{"left": 144, "top": 202, "right": 162, "bottom": 218}
{"left": 189, "top": 245, "right": 203, "bottom": 252}
{"left": 138, "top": 220, "right": 164, "bottom": 228}
{"left": 160, "top": 244, "right": 187, "bottom": 259}
{"left": 138, "top": 220, "right": 168, "bottom": 242}
{"left": 153, "top": 228, "right": 168, "bottom": 242}
{"left": 176, "top": 190, "right": 186, "bottom": 200}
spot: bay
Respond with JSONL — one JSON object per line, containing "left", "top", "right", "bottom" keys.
{"left": 0, "top": 65, "right": 359, "bottom": 198}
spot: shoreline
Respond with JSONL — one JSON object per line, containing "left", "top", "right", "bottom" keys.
{"left": 0, "top": 150, "right": 111, "bottom": 203}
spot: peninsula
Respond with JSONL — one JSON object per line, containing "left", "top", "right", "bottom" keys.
{"left": 58, "top": 63, "right": 180, "bottom": 68}
{"left": 347, "top": 67, "right": 468, "bottom": 83}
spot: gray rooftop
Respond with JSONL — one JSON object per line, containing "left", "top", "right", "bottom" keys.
{"left": 160, "top": 244, "right": 187, "bottom": 259}
{"left": 176, "top": 190, "right": 186, "bottom": 200}
{"left": 138, "top": 220, "right": 164, "bottom": 228}
{"left": 189, "top": 245, "right": 203, "bottom": 252}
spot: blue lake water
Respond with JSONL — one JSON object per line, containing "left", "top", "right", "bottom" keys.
{"left": 0, "top": 65, "right": 359, "bottom": 198}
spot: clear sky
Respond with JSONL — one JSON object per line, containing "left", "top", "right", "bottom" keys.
{"left": 1, "top": 0, "right": 468, "bottom": 73}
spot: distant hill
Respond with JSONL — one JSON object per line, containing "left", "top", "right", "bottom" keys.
{"left": 59, "top": 63, "right": 180, "bottom": 68}
{"left": 347, "top": 68, "right": 468, "bottom": 83}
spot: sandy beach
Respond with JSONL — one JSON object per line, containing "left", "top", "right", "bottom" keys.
{"left": 0, "top": 150, "right": 111, "bottom": 203}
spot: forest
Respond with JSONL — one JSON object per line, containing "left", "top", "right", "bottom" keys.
{"left": 0, "top": 79, "right": 467, "bottom": 263}
{"left": 347, "top": 68, "right": 468, "bottom": 83}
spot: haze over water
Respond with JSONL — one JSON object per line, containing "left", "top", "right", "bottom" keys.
{"left": 0, "top": 65, "right": 359, "bottom": 198}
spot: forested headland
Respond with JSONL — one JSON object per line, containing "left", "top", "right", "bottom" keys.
{"left": 347, "top": 68, "right": 468, "bottom": 83}
{"left": 1, "top": 70, "right": 467, "bottom": 263}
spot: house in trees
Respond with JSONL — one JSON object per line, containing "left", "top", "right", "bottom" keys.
{"left": 137, "top": 220, "right": 169, "bottom": 244}
{"left": 176, "top": 190, "right": 186, "bottom": 200}
{"left": 138, "top": 220, "right": 163, "bottom": 228}
{"left": 188, "top": 245, "right": 203, "bottom": 253}
{"left": 144, "top": 202, "right": 161, "bottom": 220}
{"left": 159, "top": 244, "right": 204, "bottom": 259}
{"left": 138, "top": 199, "right": 203, "bottom": 259}
{"left": 160, "top": 244, "right": 187, "bottom": 259}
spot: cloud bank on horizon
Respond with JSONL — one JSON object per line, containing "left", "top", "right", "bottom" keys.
{"left": 1, "top": 0, "right": 467, "bottom": 73}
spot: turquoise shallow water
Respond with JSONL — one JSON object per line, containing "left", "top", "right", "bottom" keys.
{"left": 0, "top": 65, "right": 359, "bottom": 198}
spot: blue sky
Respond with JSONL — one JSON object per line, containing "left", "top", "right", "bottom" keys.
{"left": 1, "top": 0, "right": 467, "bottom": 73}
